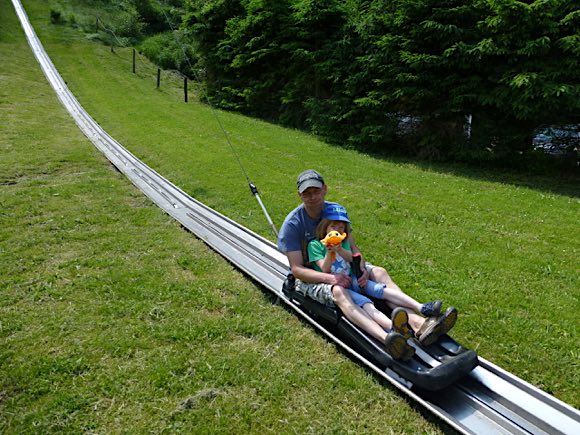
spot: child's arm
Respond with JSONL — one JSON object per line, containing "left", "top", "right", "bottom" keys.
{"left": 315, "top": 250, "right": 334, "bottom": 273}
{"left": 309, "top": 239, "right": 333, "bottom": 273}
{"left": 333, "top": 244, "right": 353, "bottom": 263}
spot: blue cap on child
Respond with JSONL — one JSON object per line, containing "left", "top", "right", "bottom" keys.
{"left": 323, "top": 203, "right": 351, "bottom": 223}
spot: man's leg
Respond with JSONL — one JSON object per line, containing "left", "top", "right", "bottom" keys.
{"left": 369, "top": 266, "right": 426, "bottom": 331}
{"left": 369, "top": 266, "right": 401, "bottom": 292}
{"left": 369, "top": 266, "right": 457, "bottom": 339}
{"left": 416, "top": 307, "right": 458, "bottom": 345}
{"left": 361, "top": 303, "right": 394, "bottom": 331}
{"left": 365, "top": 279, "right": 423, "bottom": 314}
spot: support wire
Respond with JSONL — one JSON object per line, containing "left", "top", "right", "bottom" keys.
{"left": 156, "top": 2, "right": 278, "bottom": 237}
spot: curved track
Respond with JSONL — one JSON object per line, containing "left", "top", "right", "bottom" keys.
{"left": 12, "top": 0, "right": 580, "bottom": 433}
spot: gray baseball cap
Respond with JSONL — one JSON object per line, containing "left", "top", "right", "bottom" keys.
{"left": 297, "top": 169, "right": 325, "bottom": 193}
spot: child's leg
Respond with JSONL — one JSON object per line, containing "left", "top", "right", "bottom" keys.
{"left": 364, "top": 280, "right": 422, "bottom": 312}
{"left": 334, "top": 287, "right": 388, "bottom": 343}
{"left": 361, "top": 303, "right": 393, "bottom": 331}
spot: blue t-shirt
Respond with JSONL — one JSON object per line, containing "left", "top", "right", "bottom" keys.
{"left": 277, "top": 201, "right": 341, "bottom": 264}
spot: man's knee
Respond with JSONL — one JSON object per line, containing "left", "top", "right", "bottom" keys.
{"left": 332, "top": 284, "right": 345, "bottom": 297}
{"left": 370, "top": 266, "right": 389, "bottom": 282}
{"left": 332, "top": 285, "right": 350, "bottom": 305}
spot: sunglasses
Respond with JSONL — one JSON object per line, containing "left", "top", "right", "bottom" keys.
{"left": 297, "top": 174, "right": 324, "bottom": 187}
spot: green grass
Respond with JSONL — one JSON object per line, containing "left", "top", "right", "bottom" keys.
{"left": 0, "top": 1, "right": 449, "bottom": 433}
{"left": 0, "top": 1, "right": 450, "bottom": 433}
{"left": 1, "top": 0, "right": 579, "bottom": 432}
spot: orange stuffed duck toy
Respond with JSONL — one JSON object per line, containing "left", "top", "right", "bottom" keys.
{"left": 321, "top": 230, "right": 347, "bottom": 261}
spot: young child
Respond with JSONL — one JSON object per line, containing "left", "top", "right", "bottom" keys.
{"left": 308, "top": 204, "right": 452, "bottom": 344}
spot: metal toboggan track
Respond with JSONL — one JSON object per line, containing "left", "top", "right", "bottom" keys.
{"left": 12, "top": 0, "right": 580, "bottom": 433}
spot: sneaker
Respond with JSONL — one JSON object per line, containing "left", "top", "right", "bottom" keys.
{"left": 420, "top": 300, "right": 442, "bottom": 317}
{"left": 391, "top": 307, "right": 414, "bottom": 340}
{"left": 384, "top": 332, "right": 415, "bottom": 361}
{"left": 417, "top": 307, "right": 458, "bottom": 346}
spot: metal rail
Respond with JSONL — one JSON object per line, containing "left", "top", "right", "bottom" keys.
{"left": 12, "top": 0, "right": 580, "bottom": 433}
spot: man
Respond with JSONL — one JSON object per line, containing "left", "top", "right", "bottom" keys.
{"left": 277, "top": 170, "right": 456, "bottom": 360}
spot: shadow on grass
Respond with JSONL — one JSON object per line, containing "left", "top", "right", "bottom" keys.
{"left": 316, "top": 128, "right": 576, "bottom": 198}
{"left": 411, "top": 158, "right": 579, "bottom": 199}
{"left": 346, "top": 144, "right": 580, "bottom": 199}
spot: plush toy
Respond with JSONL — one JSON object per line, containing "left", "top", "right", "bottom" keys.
{"left": 321, "top": 231, "right": 347, "bottom": 261}
{"left": 321, "top": 231, "right": 347, "bottom": 247}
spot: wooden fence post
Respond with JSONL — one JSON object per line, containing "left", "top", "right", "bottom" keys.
{"left": 184, "top": 77, "right": 188, "bottom": 103}
{"left": 132, "top": 49, "right": 136, "bottom": 73}
{"left": 157, "top": 68, "right": 161, "bottom": 89}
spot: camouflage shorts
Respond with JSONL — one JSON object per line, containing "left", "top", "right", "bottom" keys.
{"left": 365, "top": 262, "right": 376, "bottom": 275}
{"left": 295, "top": 279, "right": 335, "bottom": 307}
{"left": 295, "top": 262, "right": 377, "bottom": 307}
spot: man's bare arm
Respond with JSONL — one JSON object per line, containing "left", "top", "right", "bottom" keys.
{"left": 287, "top": 251, "right": 351, "bottom": 287}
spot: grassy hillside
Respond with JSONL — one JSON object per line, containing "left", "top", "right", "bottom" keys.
{"left": 0, "top": 1, "right": 448, "bottom": 433}
{"left": 1, "top": 0, "right": 578, "bottom": 431}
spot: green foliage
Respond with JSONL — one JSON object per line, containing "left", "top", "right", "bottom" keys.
{"left": 50, "top": 7, "right": 64, "bottom": 24}
{"left": 139, "top": 31, "right": 197, "bottom": 73}
{"left": 179, "top": 0, "right": 579, "bottom": 165}
{"left": 185, "top": 0, "right": 354, "bottom": 127}
{"left": 54, "top": 0, "right": 580, "bottom": 165}
{"left": 469, "top": 1, "right": 568, "bottom": 114}
{"left": 50, "top": 0, "right": 186, "bottom": 45}
{"left": 183, "top": 0, "right": 245, "bottom": 106}
{"left": 278, "top": 0, "right": 351, "bottom": 127}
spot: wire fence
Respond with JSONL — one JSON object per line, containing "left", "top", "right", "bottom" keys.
{"left": 91, "top": 10, "right": 278, "bottom": 235}
{"left": 94, "top": 16, "right": 193, "bottom": 103}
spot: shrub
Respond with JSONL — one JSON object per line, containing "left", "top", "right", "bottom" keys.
{"left": 50, "top": 7, "right": 63, "bottom": 24}
{"left": 139, "top": 32, "right": 197, "bottom": 74}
